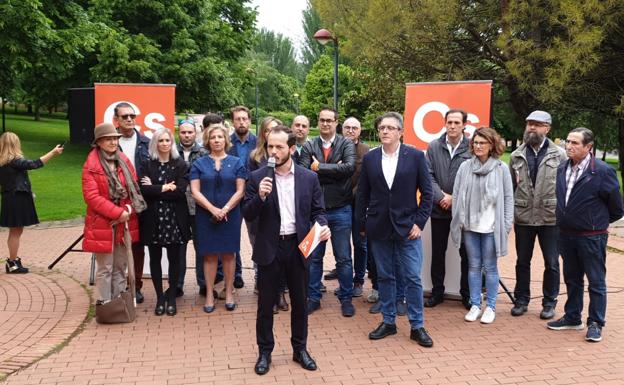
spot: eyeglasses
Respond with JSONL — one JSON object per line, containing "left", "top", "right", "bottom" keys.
{"left": 473, "top": 140, "right": 490, "bottom": 147}
{"left": 343, "top": 125, "right": 360, "bottom": 132}
{"left": 318, "top": 118, "right": 335, "bottom": 124}
{"left": 378, "top": 125, "right": 399, "bottom": 132}
{"left": 119, "top": 114, "right": 136, "bottom": 120}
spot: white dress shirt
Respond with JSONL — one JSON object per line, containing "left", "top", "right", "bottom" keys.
{"left": 381, "top": 144, "right": 400, "bottom": 189}
{"left": 321, "top": 135, "right": 335, "bottom": 149}
{"left": 119, "top": 132, "right": 137, "bottom": 168}
{"left": 275, "top": 161, "right": 297, "bottom": 235}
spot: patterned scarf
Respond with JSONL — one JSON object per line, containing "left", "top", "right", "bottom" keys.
{"left": 98, "top": 149, "right": 147, "bottom": 213}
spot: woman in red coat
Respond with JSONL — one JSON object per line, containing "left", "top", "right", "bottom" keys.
{"left": 82, "top": 123, "right": 146, "bottom": 305}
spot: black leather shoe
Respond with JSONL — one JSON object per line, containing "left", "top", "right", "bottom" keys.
{"left": 324, "top": 269, "right": 338, "bottom": 280}
{"left": 155, "top": 297, "right": 165, "bottom": 316}
{"left": 340, "top": 299, "right": 355, "bottom": 317}
{"left": 540, "top": 305, "right": 555, "bottom": 320}
{"left": 254, "top": 353, "right": 271, "bottom": 375}
{"left": 424, "top": 296, "right": 443, "bottom": 308}
{"left": 410, "top": 327, "right": 433, "bottom": 347}
{"left": 176, "top": 287, "right": 184, "bottom": 297}
{"left": 307, "top": 300, "right": 320, "bottom": 315}
{"left": 293, "top": 350, "right": 317, "bottom": 371}
{"left": 461, "top": 296, "right": 471, "bottom": 310}
{"left": 135, "top": 290, "right": 144, "bottom": 304}
{"left": 277, "top": 292, "right": 289, "bottom": 311}
{"left": 234, "top": 276, "right": 245, "bottom": 289}
{"left": 368, "top": 322, "right": 397, "bottom": 340}
{"left": 166, "top": 302, "right": 177, "bottom": 316}
{"left": 511, "top": 304, "right": 528, "bottom": 317}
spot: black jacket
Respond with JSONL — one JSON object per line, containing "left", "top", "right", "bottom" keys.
{"left": 297, "top": 135, "right": 356, "bottom": 209}
{"left": 242, "top": 164, "right": 327, "bottom": 266}
{"left": 556, "top": 154, "right": 624, "bottom": 233}
{"left": 138, "top": 157, "right": 191, "bottom": 244}
{"left": 119, "top": 129, "right": 150, "bottom": 178}
{"left": 0, "top": 158, "right": 44, "bottom": 193}
{"left": 425, "top": 134, "right": 471, "bottom": 219}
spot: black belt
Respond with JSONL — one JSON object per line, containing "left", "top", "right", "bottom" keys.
{"left": 279, "top": 233, "right": 297, "bottom": 241}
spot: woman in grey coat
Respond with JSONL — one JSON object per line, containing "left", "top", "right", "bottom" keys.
{"left": 451, "top": 127, "right": 513, "bottom": 324}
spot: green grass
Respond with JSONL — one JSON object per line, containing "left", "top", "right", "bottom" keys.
{"left": 4, "top": 113, "right": 88, "bottom": 221}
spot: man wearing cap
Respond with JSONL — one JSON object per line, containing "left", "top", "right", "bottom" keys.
{"left": 177, "top": 119, "right": 208, "bottom": 296}
{"left": 509, "top": 110, "right": 566, "bottom": 319}
{"left": 114, "top": 102, "right": 150, "bottom": 304}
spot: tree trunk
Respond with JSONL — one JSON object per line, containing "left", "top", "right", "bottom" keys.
{"left": 34, "top": 105, "right": 40, "bottom": 121}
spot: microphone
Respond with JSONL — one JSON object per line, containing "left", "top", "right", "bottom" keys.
{"left": 267, "top": 156, "right": 276, "bottom": 179}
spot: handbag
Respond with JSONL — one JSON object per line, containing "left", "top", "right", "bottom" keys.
{"left": 95, "top": 220, "right": 137, "bottom": 324}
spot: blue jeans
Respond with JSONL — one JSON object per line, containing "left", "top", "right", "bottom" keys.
{"left": 352, "top": 227, "right": 368, "bottom": 284}
{"left": 559, "top": 233, "right": 608, "bottom": 327}
{"left": 308, "top": 205, "right": 353, "bottom": 302}
{"left": 463, "top": 231, "right": 499, "bottom": 310}
{"left": 513, "top": 224, "right": 560, "bottom": 306}
{"left": 370, "top": 237, "right": 424, "bottom": 329}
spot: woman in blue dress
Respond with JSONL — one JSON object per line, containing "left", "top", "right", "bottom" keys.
{"left": 190, "top": 124, "right": 246, "bottom": 313}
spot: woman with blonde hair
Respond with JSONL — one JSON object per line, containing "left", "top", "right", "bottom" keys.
{"left": 0, "top": 132, "right": 63, "bottom": 273}
{"left": 247, "top": 116, "right": 281, "bottom": 172}
{"left": 451, "top": 127, "right": 513, "bottom": 324}
{"left": 138, "top": 128, "right": 190, "bottom": 316}
{"left": 191, "top": 124, "right": 246, "bottom": 313}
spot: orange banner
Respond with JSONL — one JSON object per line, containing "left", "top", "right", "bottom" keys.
{"left": 403, "top": 81, "right": 492, "bottom": 150}
{"left": 94, "top": 83, "right": 176, "bottom": 138}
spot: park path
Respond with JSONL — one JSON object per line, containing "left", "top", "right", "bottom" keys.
{"left": 1, "top": 221, "right": 624, "bottom": 384}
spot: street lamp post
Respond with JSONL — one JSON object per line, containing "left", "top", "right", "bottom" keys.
{"left": 314, "top": 28, "right": 339, "bottom": 117}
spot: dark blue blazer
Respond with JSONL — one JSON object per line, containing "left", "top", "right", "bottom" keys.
{"left": 556, "top": 154, "right": 623, "bottom": 232}
{"left": 356, "top": 144, "right": 433, "bottom": 240}
{"left": 242, "top": 164, "right": 327, "bottom": 266}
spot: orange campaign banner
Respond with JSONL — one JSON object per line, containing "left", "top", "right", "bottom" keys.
{"left": 403, "top": 80, "right": 492, "bottom": 150}
{"left": 94, "top": 83, "right": 176, "bottom": 138}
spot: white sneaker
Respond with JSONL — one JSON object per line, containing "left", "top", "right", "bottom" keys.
{"left": 480, "top": 306, "right": 496, "bottom": 324}
{"left": 367, "top": 289, "right": 379, "bottom": 303}
{"left": 465, "top": 305, "right": 481, "bottom": 322}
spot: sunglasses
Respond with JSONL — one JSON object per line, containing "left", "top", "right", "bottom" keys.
{"left": 119, "top": 114, "right": 136, "bottom": 120}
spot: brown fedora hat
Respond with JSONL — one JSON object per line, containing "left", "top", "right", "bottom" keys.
{"left": 92, "top": 123, "right": 122, "bottom": 145}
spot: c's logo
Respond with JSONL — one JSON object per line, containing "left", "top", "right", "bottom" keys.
{"left": 412, "top": 101, "right": 480, "bottom": 143}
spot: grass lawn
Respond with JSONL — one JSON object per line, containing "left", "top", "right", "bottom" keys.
{"left": 4, "top": 113, "right": 89, "bottom": 221}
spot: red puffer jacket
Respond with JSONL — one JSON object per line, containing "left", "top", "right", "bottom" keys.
{"left": 82, "top": 148, "right": 140, "bottom": 253}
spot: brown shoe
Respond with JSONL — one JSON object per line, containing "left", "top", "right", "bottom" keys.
{"left": 277, "top": 292, "right": 289, "bottom": 311}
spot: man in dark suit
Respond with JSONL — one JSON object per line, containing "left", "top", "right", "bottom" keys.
{"left": 243, "top": 125, "right": 330, "bottom": 375}
{"left": 356, "top": 112, "right": 434, "bottom": 347}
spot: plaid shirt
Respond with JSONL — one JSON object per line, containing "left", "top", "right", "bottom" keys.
{"left": 565, "top": 153, "right": 591, "bottom": 205}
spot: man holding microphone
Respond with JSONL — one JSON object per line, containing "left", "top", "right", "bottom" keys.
{"left": 243, "top": 125, "right": 330, "bottom": 375}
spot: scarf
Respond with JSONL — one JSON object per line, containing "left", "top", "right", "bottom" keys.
{"left": 98, "top": 149, "right": 147, "bottom": 214}
{"left": 464, "top": 156, "right": 500, "bottom": 229}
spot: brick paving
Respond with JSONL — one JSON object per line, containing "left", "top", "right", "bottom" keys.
{"left": 1, "top": 221, "right": 624, "bottom": 384}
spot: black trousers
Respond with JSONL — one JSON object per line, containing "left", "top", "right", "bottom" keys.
{"left": 256, "top": 237, "right": 308, "bottom": 354}
{"left": 148, "top": 244, "right": 181, "bottom": 302}
{"left": 430, "top": 217, "right": 469, "bottom": 299}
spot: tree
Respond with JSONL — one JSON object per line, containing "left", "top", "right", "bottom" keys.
{"left": 254, "top": 29, "right": 301, "bottom": 80}
{"left": 313, "top": 0, "right": 624, "bottom": 144}
{"left": 301, "top": 0, "right": 326, "bottom": 73}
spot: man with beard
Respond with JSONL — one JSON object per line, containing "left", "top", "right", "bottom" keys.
{"left": 177, "top": 119, "right": 208, "bottom": 296}
{"left": 243, "top": 125, "right": 330, "bottom": 374}
{"left": 509, "top": 110, "right": 566, "bottom": 319}
{"left": 227, "top": 105, "right": 256, "bottom": 289}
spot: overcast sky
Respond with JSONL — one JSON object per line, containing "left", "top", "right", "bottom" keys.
{"left": 250, "top": 0, "right": 308, "bottom": 56}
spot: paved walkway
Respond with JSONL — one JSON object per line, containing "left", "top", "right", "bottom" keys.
{"left": 1, "top": 222, "right": 624, "bottom": 384}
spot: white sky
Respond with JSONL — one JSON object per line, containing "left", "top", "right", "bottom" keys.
{"left": 250, "top": 0, "right": 308, "bottom": 56}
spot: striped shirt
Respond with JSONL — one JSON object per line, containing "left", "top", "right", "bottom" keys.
{"left": 565, "top": 153, "right": 591, "bottom": 205}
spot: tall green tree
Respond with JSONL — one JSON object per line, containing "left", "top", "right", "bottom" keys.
{"left": 301, "top": 0, "right": 326, "bottom": 73}
{"left": 254, "top": 28, "right": 300, "bottom": 80}
{"left": 313, "top": 0, "right": 623, "bottom": 142}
